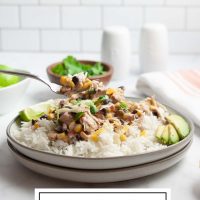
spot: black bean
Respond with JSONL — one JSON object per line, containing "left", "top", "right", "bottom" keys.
{"left": 152, "top": 111, "right": 159, "bottom": 117}
{"left": 132, "top": 110, "right": 137, "bottom": 114}
{"left": 72, "top": 76, "right": 79, "bottom": 85}
{"left": 103, "top": 99, "right": 111, "bottom": 105}
{"left": 55, "top": 125, "right": 63, "bottom": 133}
{"left": 40, "top": 114, "right": 48, "bottom": 120}
{"left": 59, "top": 100, "right": 65, "bottom": 108}
{"left": 76, "top": 134, "right": 82, "bottom": 141}
{"left": 100, "top": 108, "right": 107, "bottom": 115}
{"left": 31, "top": 119, "right": 37, "bottom": 125}
{"left": 118, "top": 86, "right": 125, "bottom": 90}
{"left": 120, "top": 119, "right": 125, "bottom": 125}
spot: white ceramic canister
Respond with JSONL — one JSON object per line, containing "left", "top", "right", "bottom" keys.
{"left": 139, "top": 23, "right": 169, "bottom": 73}
{"left": 101, "top": 26, "right": 131, "bottom": 80}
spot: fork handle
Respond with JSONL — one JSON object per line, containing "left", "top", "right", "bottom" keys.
{"left": 0, "top": 69, "right": 50, "bottom": 88}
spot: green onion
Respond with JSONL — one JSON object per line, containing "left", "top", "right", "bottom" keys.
{"left": 90, "top": 104, "right": 98, "bottom": 114}
{"left": 74, "top": 112, "right": 84, "bottom": 121}
{"left": 95, "top": 95, "right": 109, "bottom": 105}
{"left": 119, "top": 101, "right": 128, "bottom": 111}
{"left": 99, "top": 95, "right": 109, "bottom": 101}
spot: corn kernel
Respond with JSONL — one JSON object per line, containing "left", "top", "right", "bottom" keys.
{"left": 60, "top": 76, "right": 69, "bottom": 86}
{"left": 136, "top": 109, "right": 142, "bottom": 117}
{"left": 90, "top": 133, "right": 99, "bottom": 142}
{"left": 150, "top": 105, "right": 156, "bottom": 110}
{"left": 48, "top": 107, "right": 55, "bottom": 113}
{"left": 90, "top": 128, "right": 104, "bottom": 142}
{"left": 69, "top": 80, "right": 75, "bottom": 88}
{"left": 48, "top": 113, "right": 55, "bottom": 120}
{"left": 94, "top": 128, "right": 104, "bottom": 135}
{"left": 106, "top": 88, "right": 115, "bottom": 95}
{"left": 115, "top": 102, "right": 120, "bottom": 107}
{"left": 34, "top": 123, "right": 40, "bottom": 129}
{"left": 113, "top": 121, "right": 121, "bottom": 127}
{"left": 106, "top": 113, "right": 113, "bottom": 119}
{"left": 77, "top": 82, "right": 83, "bottom": 90}
{"left": 57, "top": 133, "right": 68, "bottom": 142}
{"left": 120, "top": 134, "right": 127, "bottom": 142}
{"left": 82, "top": 80, "right": 92, "bottom": 90}
{"left": 74, "top": 124, "right": 83, "bottom": 133}
{"left": 150, "top": 97, "right": 157, "bottom": 106}
{"left": 140, "top": 130, "right": 147, "bottom": 137}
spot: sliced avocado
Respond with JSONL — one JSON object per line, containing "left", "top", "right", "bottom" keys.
{"left": 161, "top": 125, "right": 169, "bottom": 144}
{"left": 168, "top": 124, "right": 180, "bottom": 145}
{"left": 155, "top": 125, "right": 165, "bottom": 140}
{"left": 166, "top": 114, "right": 190, "bottom": 139}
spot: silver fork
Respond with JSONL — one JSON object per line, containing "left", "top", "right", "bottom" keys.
{"left": 0, "top": 69, "right": 61, "bottom": 94}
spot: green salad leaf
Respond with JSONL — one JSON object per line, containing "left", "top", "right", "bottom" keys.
{"left": 52, "top": 56, "right": 105, "bottom": 77}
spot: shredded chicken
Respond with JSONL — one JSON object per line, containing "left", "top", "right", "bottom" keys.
{"left": 81, "top": 112, "right": 100, "bottom": 132}
{"left": 111, "top": 88, "right": 125, "bottom": 103}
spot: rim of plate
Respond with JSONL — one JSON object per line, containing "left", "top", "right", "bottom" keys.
{"left": 7, "top": 139, "right": 192, "bottom": 172}
{"left": 6, "top": 97, "right": 194, "bottom": 161}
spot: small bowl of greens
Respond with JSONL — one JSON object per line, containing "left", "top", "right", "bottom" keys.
{"left": 47, "top": 56, "right": 113, "bottom": 85}
{"left": 0, "top": 65, "right": 30, "bottom": 115}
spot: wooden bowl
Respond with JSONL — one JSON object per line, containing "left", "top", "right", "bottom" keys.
{"left": 47, "top": 60, "right": 113, "bottom": 85}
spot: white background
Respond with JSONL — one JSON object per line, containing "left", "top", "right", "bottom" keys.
{"left": 0, "top": 0, "right": 200, "bottom": 54}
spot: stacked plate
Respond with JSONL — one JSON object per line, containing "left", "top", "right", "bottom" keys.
{"left": 7, "top": 107, "right": 194, "bottom": 183}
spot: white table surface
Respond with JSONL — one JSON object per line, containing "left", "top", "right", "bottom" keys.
{"left": 0, "top": 53, "right": 200, "bottom": 200}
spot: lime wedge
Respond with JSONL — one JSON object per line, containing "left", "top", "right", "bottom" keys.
{"left": 19, "top": 108, "right": 44, "bottom": 122}
{"left": 19, "top": 100, "right": 56, "bottom": 122}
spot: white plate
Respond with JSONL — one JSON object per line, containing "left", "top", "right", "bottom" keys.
{"left": 7, "top": 98, "right": 194, "bottom": 170}
{"left": 8, "top": 140, "right": 191, "bottom": 183}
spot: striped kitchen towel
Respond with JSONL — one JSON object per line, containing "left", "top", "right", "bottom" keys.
{"left": 136, "top": 69, "right": 200, "bottom": 126}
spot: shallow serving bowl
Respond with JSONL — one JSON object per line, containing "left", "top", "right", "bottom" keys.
{"left": 47, "top": 60, "right": 113, "bottom": 85}
{"left": 6, "top": 97, "right": 194, "bottom": 170}
{"left": 0, "top": 77, "right": 30, "bottom": 115}
{"left": 8, "top": 140, "right": 192, "bottom": 183}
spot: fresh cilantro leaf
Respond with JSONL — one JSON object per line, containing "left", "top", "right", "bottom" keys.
{"left": 52, "top": 63, "right": 68, "bottom": 76}
{"left": 51, "top": 56, "right": 105, "bottom": 77}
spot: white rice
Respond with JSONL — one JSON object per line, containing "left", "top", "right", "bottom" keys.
{"left": 12, "top": 113, "right": 167, "bottom": 158}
